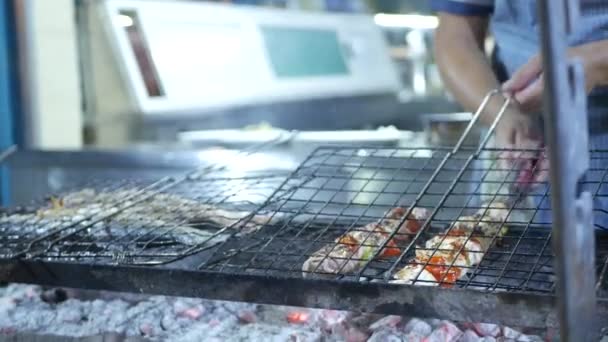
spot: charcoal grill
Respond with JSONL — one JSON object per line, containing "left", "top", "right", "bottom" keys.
{"left": 0, "top": 0, "right": 601, "bottom": 339}
{"left": 1, "top": 118, "right": 605, "bottom": 329}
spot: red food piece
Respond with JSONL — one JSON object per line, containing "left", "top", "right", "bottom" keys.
{"left": 425, "top": 256, "right": 462, "bottom": 287}
{"left": 392, "top": 208, "right": 428, "bottom": 241}
{"left": 379, "top": 238, "right": 401, "bottom": 258}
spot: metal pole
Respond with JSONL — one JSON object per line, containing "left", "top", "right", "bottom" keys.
{"left": 537, "top": 0, "right": 597, "bottom": 340}
{"left": 0, "top": 1, "right": 21, "bottom": 206}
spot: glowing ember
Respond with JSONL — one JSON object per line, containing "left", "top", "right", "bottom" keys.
{"left": 0, "top": 284, "right": 552, "bottom": 341}
{"left": 177, "top": 307, "right": 204, "bottom": 320}
{"left": 286, "top": 311, "right": 309, "bottom": 324}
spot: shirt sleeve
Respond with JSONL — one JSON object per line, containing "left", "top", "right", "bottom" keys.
{"left": 430, "top": 0, "right": 494, "bottom": 16}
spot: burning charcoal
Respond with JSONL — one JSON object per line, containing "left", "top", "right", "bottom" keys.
{"left": 427, "top": 318, "right": 443, "bottom": 329}
{"left": 202, "top": 316, "right": 239, "bottom": 338}
{"left": 369, "top": 315, "right": 402, "bottom": 331}
{"left": 139, "top": 322, "right": 155, "bottom": 337}
{"left": 473, "top": 323, "right": 501, "bottom": 337}
{"left": 24, "top": 286, "right": 39, "bottom": 299}
{"left": 367, "top": 329, "right": 404, "bottom": 342}
{"left": 0, "top": 327, "right": 16, "bottom": 335}
{"left": 347, "top": 312, "right": 381, "bottom": 329}
{"left": 426, "top": 321, "right": 463, "bottom": 342}
{"left": 0, "top": 297, "right": 16, "bottom": 313}
{"left": 177, "top": 306, "right": 205, "bottom": 320}
{"left": 286, "top": 310, "right": 311, "bottom": 324}
{"left": 40, "top": 288, "right": 68, "bottom": 304}
{"left": 332, "top": 324, "right": 369, "bottom": 342}
{"left": 161, "top": 313, "right": 181, "bottom": 332}
{"left": 403, "top": 318, "right": 432, "bottom": 337}
{"left": 287, "top": 331, "right": 324, "bottom": 342}
{"left": 515, "top": 335, "right": 543, "bottom": 342}
{"left": 55, "top": 304, "right": 84, "bottom": 323}
{"left": 237, "top": 310, "right": 257, "bottom": 324}
{"left": 317, "top": 309, "right": 349, "bottom": 331}
{"left": 503, "top": 327, "right": 523, "bottom": 339}
{"left": 459, "top": 330, "right": 482, "bottom": 342}
{"left": 173, "top": 299, "right": 205, "bottom": 320}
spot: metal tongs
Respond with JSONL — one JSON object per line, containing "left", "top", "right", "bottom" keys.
{"left": 469, "top": 89, "right": 547, "bottom": 207}
{"left": 509, "top": 143, "right": 546, "bottom": 203}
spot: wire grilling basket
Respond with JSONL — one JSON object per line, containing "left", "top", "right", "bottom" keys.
{"left": 2, "top": 91, "right": 608, "bottom": 303}
{"left": 0, "top": 135, "right": 297, "bottom": 265}
{"left": 0, "top": 173, "right": 292, "bottom": 265}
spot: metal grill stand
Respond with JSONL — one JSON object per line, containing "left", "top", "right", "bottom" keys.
{"left": 538, "top": 0, "right": 597, "bottom": 340}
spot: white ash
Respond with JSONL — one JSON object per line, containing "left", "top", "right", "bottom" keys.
{"left": 0, "top": 283, "right": 549, "bottom": 341}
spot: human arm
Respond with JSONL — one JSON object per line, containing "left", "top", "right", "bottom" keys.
{"left": 434, "top": 12, "right": 505, "bottom": 125}
{"left": 503, "top": 40, "right": 608, "bottom": 113}
{"left": 432, "top": 2, "right": 545, "bottom": 190}
{"left": 434, "top": 9, "right": 539, "bottom": 156}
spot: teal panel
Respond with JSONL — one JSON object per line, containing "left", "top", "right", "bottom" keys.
{"left": 0, "top": 0, "right": 17, "bottom": 206}
{"left": 261, "top": 26, "right": 349, "bottom": 78}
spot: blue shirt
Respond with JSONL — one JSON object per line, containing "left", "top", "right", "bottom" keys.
{"left": 432, "top": 1, "right": 608, "bottom": 229}
{"left": 431, "top": 0, "right": 608, "bottom": 131}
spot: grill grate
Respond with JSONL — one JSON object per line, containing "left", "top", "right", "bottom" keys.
{"left": 3, "top": 145, "right": 608, "bottom": 297}
{"left": 0, "top": 171, "right": 293, "bottom": 265}
{"left": 2, "top": 145, "right": 608, "bottom": 325}
{"left": 199, "top": 146, "right": 608, "bottom": 296}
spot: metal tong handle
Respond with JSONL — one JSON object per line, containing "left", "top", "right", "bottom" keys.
{"left": 474, "top": 90, "right": 541, "bottom": 207}
{"left": 452, "top": 89, "right": 513, "bottom": 154}
{"left": 455, "top": 89, "right": 527, "bottom": 207}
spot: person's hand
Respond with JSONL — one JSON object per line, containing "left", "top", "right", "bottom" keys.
{"left": 494, "top": 108, "right": 548, "bottom": 190}
{"left": 502, "top": 40, "right": 608, "bottom": 113}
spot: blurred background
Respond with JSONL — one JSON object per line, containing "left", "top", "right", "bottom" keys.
{"left": 2, "top": 0, "right": 489, "bottom": 151}
{"left": 0, "top": 0, "right": 501, "bottom": 204}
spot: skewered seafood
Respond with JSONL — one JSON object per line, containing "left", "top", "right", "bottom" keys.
{"left": 392, "top": 202, "right": 509, "bottom": 286}
{"left": 302, "top": 207, "right": 430, "bottom": 277}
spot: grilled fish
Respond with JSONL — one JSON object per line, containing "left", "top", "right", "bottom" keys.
{"left": 0, "top": 188, "right": 277, "bottom": 246}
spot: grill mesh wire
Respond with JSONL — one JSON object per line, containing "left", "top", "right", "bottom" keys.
{"left": 200, "top": 147, "right": 608, "bottom": 296}
{"left": 0, "top": 171, "right": 293, "bottom": 265}
{"left": 1, "top": 144, "right": 607, "bottom": 295}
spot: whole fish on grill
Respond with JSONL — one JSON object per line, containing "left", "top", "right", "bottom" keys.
{"left": 391, "top": 202, "right": 509, "bottom": 286}
{"left": 0, "top": 188, "right": 278, "bottom": 246}
{"left": 302, "top": 207, "right": 430, "bottom": 278}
